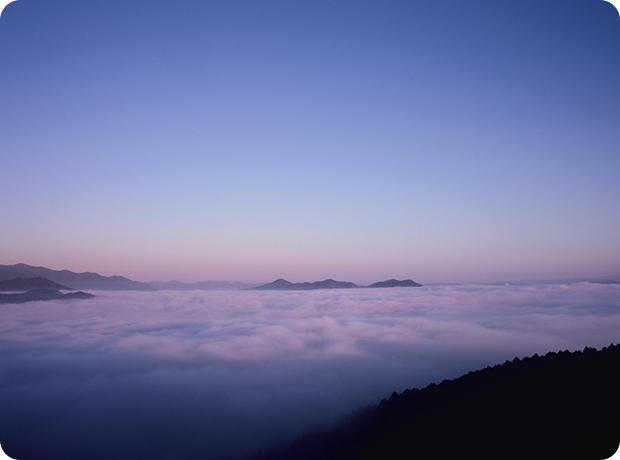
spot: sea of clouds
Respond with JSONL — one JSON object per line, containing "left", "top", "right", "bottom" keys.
{"left": 1, "top": 283, "right": 619, "bottom": 459}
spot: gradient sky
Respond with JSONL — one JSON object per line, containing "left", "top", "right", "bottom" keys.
{"left": 1, "top": 0, "right": 619, "bottom": 284}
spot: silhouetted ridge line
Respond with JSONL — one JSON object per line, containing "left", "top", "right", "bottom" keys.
{"left": 0, "top": 264, "right": 154, "bottom": 291}
{"left": 249, "top": 344, "right": 620, "bottom": 460}
{"left": 250, "top": 279, "right": 422, "bottom": 290}
{"left": 250, "top": 279, "right": 360, "bottom": 290}
{"left": 365, "top": 279, "right": 422, "bottom": 288}
{"left": 0, "top": 289, "right": 95, "bottom": 304}
{"left": 0, "top": 277, "right": 74, "bottom": 292}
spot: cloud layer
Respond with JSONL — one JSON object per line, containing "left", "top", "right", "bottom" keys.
{"left": 1, "top": 283, "right": 619, "bottom": 459}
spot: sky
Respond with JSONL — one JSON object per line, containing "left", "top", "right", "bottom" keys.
{"left": 1, "top": 0, "right": 620, "bottom": 284}
{"left": 1, "top": 284, "right": 619, "bottom": 459}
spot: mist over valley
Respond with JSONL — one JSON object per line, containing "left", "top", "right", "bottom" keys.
{"left": 1, "top": 279, "right": 618, "bottom": 459}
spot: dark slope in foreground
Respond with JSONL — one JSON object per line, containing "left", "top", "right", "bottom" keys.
{"left": 250, "top": 345, "right": 620, "bottom": 460}
{"left": 0, "top": 264, "right": 154, "bottom": 291}
{"left": 251, "top": 279, "right": 422, "bottom": 290}
{"left": 0, "top": 277, "right": 74, "bottom": 292}
{"left": 0, "top": 289, "right": 95, "bottom": 304}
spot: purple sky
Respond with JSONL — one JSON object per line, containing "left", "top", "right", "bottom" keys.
{"left": 1, "top": 0, "right": 620, "bottom": 284}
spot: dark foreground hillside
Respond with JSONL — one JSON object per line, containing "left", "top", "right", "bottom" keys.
{"left": 250, "top": 345, "right": 620, "bottom": 460}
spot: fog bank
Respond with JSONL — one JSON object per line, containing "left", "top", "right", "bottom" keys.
{"left": 1, "top": 283, "right": 619, "bottom": 459}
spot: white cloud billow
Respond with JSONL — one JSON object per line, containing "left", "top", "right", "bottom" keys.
{"left": 0, "top": 283, "right": 618, "bottom": 459}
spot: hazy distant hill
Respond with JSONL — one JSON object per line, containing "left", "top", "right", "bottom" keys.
{"left": 0, "top": 289, "right": 95, "bottom": 304}
{"left": 251, "top": 279, "right": 360, "bottom": 290}
{"left": 149, "top": 280, "right": 261, "bottom": 291}
{"left": 252, "top": 344, "right": 620, "bottom": 460}
{"left": 0, "top": 264, "right": 154, "bottom": 291}
{"left": 0, "top": 277, "right": 74, "bottom": 292}
{"left": 251, "top": 279, "right": 422, "bottom": 290}
{"left": 366, "top": 279, "right": 422, "bottom": 288}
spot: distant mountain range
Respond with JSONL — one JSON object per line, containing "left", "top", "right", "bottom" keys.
{"left": 0, "top": 264, "right": 154, "bottom": 291}
{"left": 250, "top": 278, "right": 422, "bottom": 290}
{"left": 4, "top": 264, "right": 617, "bottom": 292}
{"left": 0, "top": 276, "right": 74, "bottom": 292}
{"left": 0, "top": 265, "right": 424, "bottom": 292}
